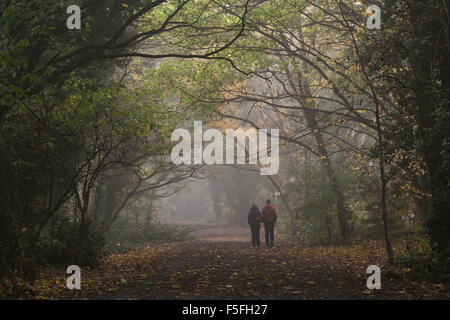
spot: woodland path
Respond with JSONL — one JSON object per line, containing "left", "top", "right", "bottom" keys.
{"left": 98, "top": 223, "right": 450, "bottom": 300}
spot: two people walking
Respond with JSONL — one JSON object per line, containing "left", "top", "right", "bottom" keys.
{"left": 248, "top": 199, "right": 278, "bottom": 247}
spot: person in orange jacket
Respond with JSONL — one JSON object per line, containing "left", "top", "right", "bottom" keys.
{"left": 261, "top": 199, "right": 278, "bottom": 247}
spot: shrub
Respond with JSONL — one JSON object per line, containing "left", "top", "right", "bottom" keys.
{"left": 106, "top": 216, "right": 191, "bottom": 254}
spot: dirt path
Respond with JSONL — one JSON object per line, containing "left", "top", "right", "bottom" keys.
{"left": 98, "top": 223, "right": 450, "bottom": 300}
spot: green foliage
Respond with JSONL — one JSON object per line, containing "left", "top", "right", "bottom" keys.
{"left": 142, "top": 223, "right": 192, "bottom": 243}
{"left": 283, "top": 159, "right": 419, "bottom": 245}
{"left": 398, "top": 240, "right": 450, "bottom": 282}
{"left": 360, "top": 0, "right": 450, "bottom": 258}
{"left": 0, "top": 0, "right": 204, "bottom": 278}
{"left": 40, "top": 216, "right": 107, "bottom": 267}
{"left": 106, "top": 214, "right": 191, "bottom": 254}
{"left": 289, "top": 162, "right": 340, "bottom": 244}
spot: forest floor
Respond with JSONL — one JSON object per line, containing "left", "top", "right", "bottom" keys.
{"left": 97, "top": 223, "right": 449, "bottom": 300}
{"left": 6, "top": 223, "right": 450, "bottom": 299}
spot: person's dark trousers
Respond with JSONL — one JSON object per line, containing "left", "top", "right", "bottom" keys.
{"left": 264, "top": 222, "right": 275, "bottom": 247}
{"left": 250, "top": 224, "right": 260, "bottom": 247}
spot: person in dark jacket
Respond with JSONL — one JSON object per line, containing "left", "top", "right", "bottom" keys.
{"left": 248, "top": 204, "right": 263, "bottom": 247}
{"left": 261, "top": 199, "right": 278, "bottom": 247}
